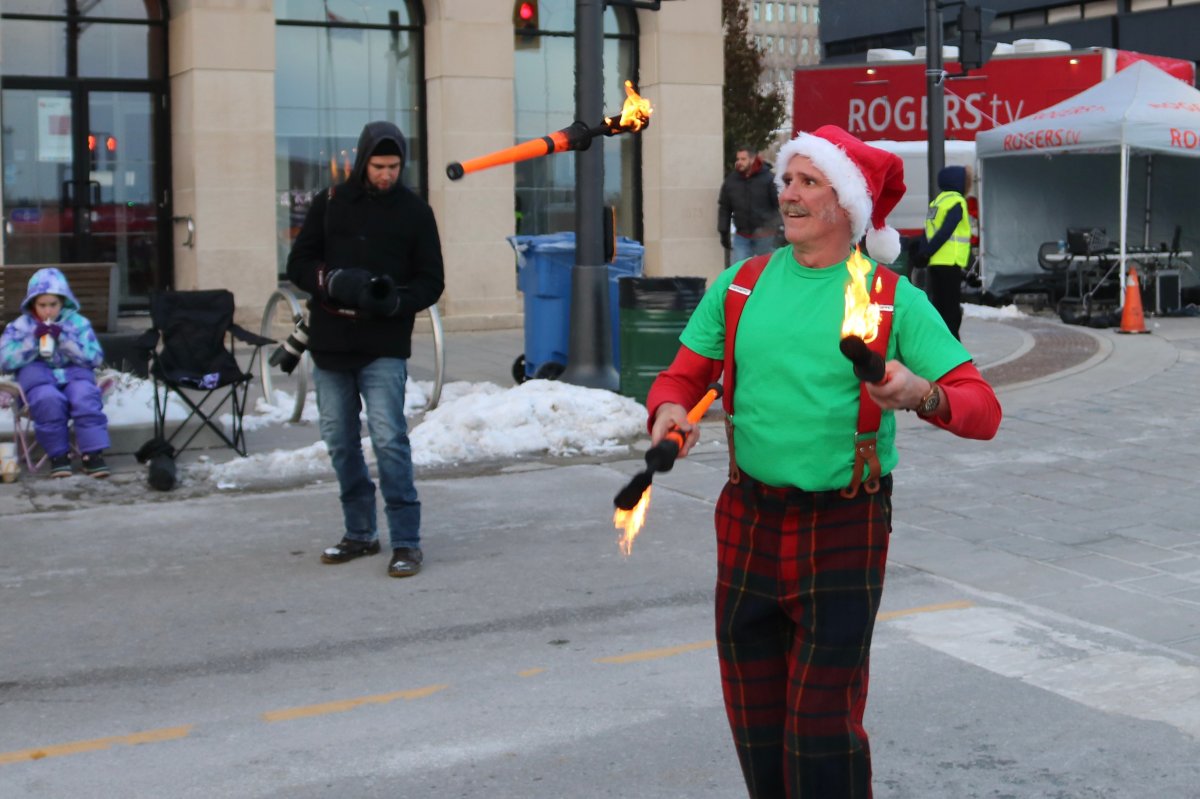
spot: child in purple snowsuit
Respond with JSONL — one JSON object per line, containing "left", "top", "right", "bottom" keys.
{"left": 0, "top": 267, "right": 111, "bottom": 478}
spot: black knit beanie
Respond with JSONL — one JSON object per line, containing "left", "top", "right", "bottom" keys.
{"left": 371, "top": 138, "right": 403, "bottom": 158}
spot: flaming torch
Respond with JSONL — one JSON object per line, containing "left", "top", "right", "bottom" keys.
{"left": 447, "top": 80, "right": 653, "bottom": 180}
{"left": 613, "top": 383, "right": 723, "bottom": 556}
{"left": 838, "top": 247, "right": 887, "bottom": 383}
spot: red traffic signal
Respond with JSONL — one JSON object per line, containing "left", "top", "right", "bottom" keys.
{"left": 513, "top": 0, "right": 538, "bottom": 32}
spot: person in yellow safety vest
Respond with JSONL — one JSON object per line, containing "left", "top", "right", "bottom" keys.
{"left": 918, "top": 165, "right": 972, "bottom": 339}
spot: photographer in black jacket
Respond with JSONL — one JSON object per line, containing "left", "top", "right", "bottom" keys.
{"left": 286, "top": 120, "right": 444, "bottom": 578}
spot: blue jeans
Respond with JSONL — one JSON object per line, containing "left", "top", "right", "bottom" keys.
{"left": 313, "top": 358, "right": 420, "bottom": 550}
{"left": 732, "top": 233, "right": 778, "bottom": 263}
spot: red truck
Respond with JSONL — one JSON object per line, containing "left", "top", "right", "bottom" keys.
{"left": 792, "top": 46, "right": 1195, "bottom": 143}
{"left": 791, "top": 46, "right": 1196, "bottom": 243}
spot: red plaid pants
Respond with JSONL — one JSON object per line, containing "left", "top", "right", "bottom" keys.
{"left": 715, "top": 473, "right": 892, "bottom": 799}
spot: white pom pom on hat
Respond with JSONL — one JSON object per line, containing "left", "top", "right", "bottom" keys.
{"left": 774, "top": 125, "right": 906, "bottom": 264}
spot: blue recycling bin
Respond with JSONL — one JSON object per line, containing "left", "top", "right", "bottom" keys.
{"left": 507, "top": 232, "right": 645, "bottom": 381}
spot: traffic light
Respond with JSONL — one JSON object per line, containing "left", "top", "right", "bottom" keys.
{"left": 958, "top": 4, "right": 996, "bottom": 72}
{"left": 513, "top": 0, "right": 538, "bottom": 34}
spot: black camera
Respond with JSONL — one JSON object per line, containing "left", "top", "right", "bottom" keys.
{"left": 269, "top": 318, "right": 309, "bottom": 375}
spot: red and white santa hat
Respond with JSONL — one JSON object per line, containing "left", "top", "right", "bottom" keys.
{"left": 774, "top": 125, "right": 906, "bottom": 263}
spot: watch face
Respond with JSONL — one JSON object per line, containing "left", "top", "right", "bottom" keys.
{"left": 920, "top": 388, "right": 939, "bottom": 415}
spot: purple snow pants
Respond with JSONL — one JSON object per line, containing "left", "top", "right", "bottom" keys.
{"left": 17, "top": 362, "right": 110, "bottom": 457}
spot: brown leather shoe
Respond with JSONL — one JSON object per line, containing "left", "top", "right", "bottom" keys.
{"left": 387, "top": 547, "right": 423, "bottom": 578}
{"left": 320, "top": 538, "right": 381, "bottom": 564}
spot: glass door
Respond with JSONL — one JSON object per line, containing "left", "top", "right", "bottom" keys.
{"left": 86, "top": 91, "right": 157, "bottom": 303}
{"left": 2, "top": 86, "right": 161, "bottom": 305}
{"left": 2, "top": 89, "right": 79, "bottom": 265}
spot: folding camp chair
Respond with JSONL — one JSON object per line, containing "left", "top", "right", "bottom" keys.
{"left": 137, "top": 290, "right": 274, "bottom": 457}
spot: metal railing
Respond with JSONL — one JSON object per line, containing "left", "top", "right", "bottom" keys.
{"left": 260, "top": 285, "right": 444, "bottom": 423}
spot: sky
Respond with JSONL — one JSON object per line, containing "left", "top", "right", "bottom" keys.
{"left": 1, "top": 303, "right": 1025, "bottom": 491}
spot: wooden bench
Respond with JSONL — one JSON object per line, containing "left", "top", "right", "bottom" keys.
{"left": 0, "top": 263, "right": 118, "bottom": 333}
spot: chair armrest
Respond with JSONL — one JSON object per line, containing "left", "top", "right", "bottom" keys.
{"left": 229, "top": 324, "right": 276, "bottom": 347}
{"left": 133, "top": 328, "right": 160, "bottom": 352}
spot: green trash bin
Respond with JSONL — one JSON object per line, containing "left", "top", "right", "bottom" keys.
{"left": 618, "top": 276, "right": 708, "bottom": 404}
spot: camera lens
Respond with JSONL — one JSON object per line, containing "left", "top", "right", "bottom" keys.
{"left": 269, "top": 320, "right": 309, "bottom": 374}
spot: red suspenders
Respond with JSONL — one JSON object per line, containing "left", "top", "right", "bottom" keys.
{"left": 721, "top": 254, "right": 899, "bottom": 497}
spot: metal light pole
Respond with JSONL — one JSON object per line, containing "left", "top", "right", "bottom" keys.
{"left": 561, "top": 0, "right": 619, "bottom": 389}
{"left": 925, "top": 0, "right": 945, "bottom": 201}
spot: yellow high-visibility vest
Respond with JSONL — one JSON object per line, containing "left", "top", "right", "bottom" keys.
{"left": 925, "top": 191, "right": 971, "bottom": 268}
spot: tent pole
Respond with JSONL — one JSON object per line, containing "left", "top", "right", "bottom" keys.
{"left": 1144, "top": 156, "right": 1153, "bottom": 249}
{"left": 1119, "top": 144, "right": 1128, "bottom": 308}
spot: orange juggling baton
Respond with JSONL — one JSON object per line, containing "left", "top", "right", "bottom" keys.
{"left": 447, "top": 80, "right": 652, "bottom": 181}
{"left": 613, "top": 383, "right": 722, "bottom": 511}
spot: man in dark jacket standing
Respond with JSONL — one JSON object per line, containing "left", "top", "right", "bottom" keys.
{"left": 286, "top": 121, "right": 445, "bottom": 578}
{"left": 718, "top": 144, "right": 780, "bottom": 263}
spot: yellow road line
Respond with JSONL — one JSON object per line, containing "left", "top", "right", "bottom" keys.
{"left": 1, "top": 601, "right": 977, "bottom": 766}
{"left": 596, "top": 640, "right": 716, "bottom": 664}
{"left": 877, "top": 599, "right": 974, "bottom": 622}
{"left": 0, "top": 725, "right": 193, "bottom": 766}
{"left": 262, "top": 683, "right": 449, "bottom": 723}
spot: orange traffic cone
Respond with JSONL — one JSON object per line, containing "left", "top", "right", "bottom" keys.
{"left": 1117, "top": 264, "right": 1149, "bottom": 334}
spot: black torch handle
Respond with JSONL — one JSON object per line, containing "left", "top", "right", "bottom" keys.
{"left": 839, "top": 335, "right": 886, "bottom": 384}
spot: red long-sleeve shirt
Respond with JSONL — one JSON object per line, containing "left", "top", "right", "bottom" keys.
{"left": 646, "top": 345, "right": 1001, "bottom": 440}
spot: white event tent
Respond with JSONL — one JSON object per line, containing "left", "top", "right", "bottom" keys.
{"left": 975, "top": 60, "right": 1200, "bottom": 297}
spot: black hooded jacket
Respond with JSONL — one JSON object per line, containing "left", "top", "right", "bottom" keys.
{"left": 717, "top": 159, "right": 779, "bottom": 240}
{"left": 286, "top": 121, "right": 445, "bottom": 369}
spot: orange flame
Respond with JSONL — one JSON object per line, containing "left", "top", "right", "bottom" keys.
{"left": 613, "top": 485, "right": 652, "bottom": 556}
{"left": 840, "top": 247, "right": 881, "bottom": 343}
{"left": 606, "top": 80, "right": 653, "bottom": 133}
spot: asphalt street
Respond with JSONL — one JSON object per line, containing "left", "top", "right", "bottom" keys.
{"left": 2, "top": 313, "right": 1199, "bottom": 798}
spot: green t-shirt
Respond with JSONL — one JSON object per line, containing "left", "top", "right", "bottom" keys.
{"left": 680, "top": 248, "right": 971, "bottom": 491}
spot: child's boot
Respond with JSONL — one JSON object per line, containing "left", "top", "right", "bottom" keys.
{"left": 81, "top": 451, "right": 110, "bottom": 479}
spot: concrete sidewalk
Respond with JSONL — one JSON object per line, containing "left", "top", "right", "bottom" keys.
{"left": 0, "top": 312, "right": 1119, "bottom": 506}
{"left": 0, "top": 314, "right": 1026, "bottom": 510}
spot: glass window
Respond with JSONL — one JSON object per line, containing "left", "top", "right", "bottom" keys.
{"left": 274, "top": 1, "right": 423, "bottom": 273}
{"left": 1012, "top": 10, "right": 1047, "bottom": 27}
{"left": 1083, "top": 0, "right": 1119, "bottom": 16}
{"left": 777, "top": 4, "right": 785, "bottom": 24}
{"left": 0, "top": 19, "right": 68, "bottom": 77}
{"left": 79, "top": 23, "right": 165, "bottom": 79}
{"left": 788, "top": 3, "right": 797, "bottom": 23}
{"left": 1047, "top": 5, "right": 1082, "bottom": 23}
{"left": 0, "top": 0, "right": 61, "bottom": 11}
{"left": 813, "top": 5, "right": 819, "bottom": 23}
{"left": 800, "top": 4, "right": 808, "bottom": 23}
{"left": 765, "top": 3, "right": 773, "bottom": 22}
{"left": 0, "top": 3, "right": 164, "bottom": 79}
{"left": 2, "top": 0, "right": 158, "bottom": 18}
{"left": 276, "top": 0, "right": 412, "bottom": 25}
{"left": 1130, "top": 0, "right": 1169, "bottom": 8}
{"left": 753, "top": 2, "right": 761, "bottom": 22}
{"left": 801, "top": 38, "right": 809, "bottom": 56}
{"left": 513, "top": 0, "right": 640, "bottom": 241}
{"left": 90, "top": 0, "right": 160, "bottom": 19}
